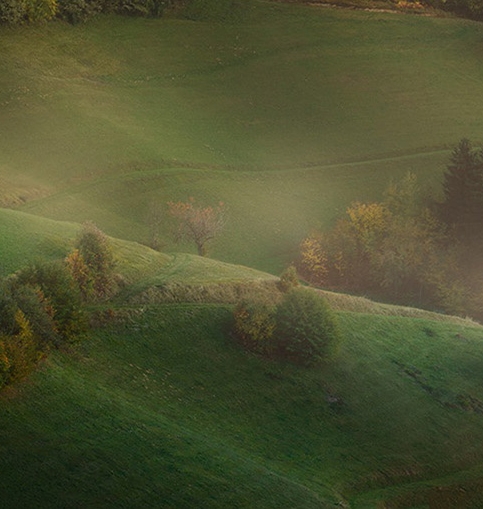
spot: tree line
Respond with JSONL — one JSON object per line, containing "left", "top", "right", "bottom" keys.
{"left": 0, "top": 0, "right": 179, "bottom": 24}
{"left": 0, "top": 0, "right": 246, "bottom": 24}
{"left": 298, "top": 139, "right": 483, "bottom": 321}
{"left": 425, "top": 0, "right": 483, "bottom": 21}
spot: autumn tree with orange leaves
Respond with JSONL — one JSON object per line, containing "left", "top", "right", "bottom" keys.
{"left": 167, "top": 198, "right": 227, "bottom": 257}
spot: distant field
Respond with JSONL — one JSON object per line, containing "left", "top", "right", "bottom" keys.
{"left": 0, "top": 3, "right": 482, "bottom": 270}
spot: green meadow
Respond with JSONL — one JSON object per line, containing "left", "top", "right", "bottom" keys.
{"left": 2, "top": 1, "right": 483, "bottom": 507}
{"left": 1, "top": 3, "right": 483, "bottom": 270}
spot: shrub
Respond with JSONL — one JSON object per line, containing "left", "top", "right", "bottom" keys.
{"left": 232, "top": 288, "right": 340, "bottom": 365}
{"left": 0, "top": 340, "right": 10, "bottom": 389}
{"left": 275, "top": 288, "right": 339, "bottom": 365}
{"left": 73, "top": 222, "right": 118, "bottom": 301}
{"left": 232, "top": 300, "right": 276, "bottom": 356}
{"left": 13, "top": 261, "right": 86, "bottom": 345}
{"left": 0, "top": 281, "right": 18, "bottom": 336}
{"left": 24, "top": 0, "right": 57, "bottom": 22}
{"left": 278, "top": 265, "right": 299, "bottom": 293}
{"left": 11, "top": 284, "right": 58, "bottom": 346}
{"left": 56, "top": 0, "right": 102, "bottom": 23}
{"left": 0, "top": 0, "right": 27, "bottom": 23}
{"left": 0, "top": 0, "right": 57, "bottom": 24}
{"left": 2, "top": 310, "right": 43, "bottom": 385}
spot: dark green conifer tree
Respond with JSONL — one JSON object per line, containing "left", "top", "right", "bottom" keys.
{"left": 440, "top": 138, "right": 483, "bottom": 240}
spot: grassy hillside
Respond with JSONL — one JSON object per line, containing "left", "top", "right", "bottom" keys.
{"left": 1, "top": 304, "right": 483, "bottom": 508}
{"left": 2, "top": 3, "right": 483, "bottom": 507}
{"left": 0, "top": 3, "right": 483, "bottom": 270}
{"left": 0, "top": 209, "right": 482, "bottom": 507}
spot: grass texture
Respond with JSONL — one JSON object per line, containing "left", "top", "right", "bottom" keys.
{"left": 1, "top": 305, "right": 483, "bottom": 508}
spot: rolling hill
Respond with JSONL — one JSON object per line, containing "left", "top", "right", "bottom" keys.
{"left": 1, "top": 2, "right": 483, "bottom": 507}
{"left": 0, "top": 208, "right": 482, "bottom": 508}
{"left": 0, "top": 2, "right": 482, "bottom": 271}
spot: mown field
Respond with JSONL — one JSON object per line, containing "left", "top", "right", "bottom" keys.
{"left": 1, "top": 2, "right": 483, "bottom": 271}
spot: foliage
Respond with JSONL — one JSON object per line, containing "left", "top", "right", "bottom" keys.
{"left": 13, "top": 261, "right": 86, "bottom": 344}
{"left": 299, "top": 202, "right": 392, "bottom": 293}
{"left": 297, "top": 158, "right": 483, "bottom": 319}
{"left": 346, "top": 201, "right": 391, "bottom": 251}
{"left": 0, "top": 308, "right": 44, "bottom": 389}
{"left": 233, "top": 288, "right": 339, "bottom": 365}
{"left": 182, "top": 0, "right": 247, "bottom": 22}
{"left": 0, "top": 0, "right": 173, "bottom": 23}
{"left": 2, "top": 310, "right": 42, "bottom": 385}
{"left": 0, "top": 280, "right": 19, "bottom": 336}
{"left": 232, "top": 300, "right": 277, "bottom": 356}
{"left": 0, "top": 0, "right": 27, "bottom": 23}
{"left": 10, "top": 283, "right": 58, "bottom": 346}
{"left": 275, "top": 288, "right": 339, "bottom": 365}
{"left": 298, "top": 173, "right": 452, "bottom": 311}
{"left": 73, "top": 222, "right": 118, "bottom": 301}
{"left": 439, "top": 138, "right": 483, "bottom": 241}
{"left": 25, "top": 0, "right": 57, "bottom": 21}
{"left": 0, "top": 0, "right": 57, "bottom": 23}
{"left": 298, "top": 234, "right": 328, "bottom": 286}
{"left": 167, "top": 198, "right": 226, "bottom": 257}
{"left": 278, "top": 265, "right": 299, "bottom": 293}
{"left": 56, "top": 0, "right": 102, "bottom": 23}
{"left": 65, "top": 249, "right": 93, "bottom": 301}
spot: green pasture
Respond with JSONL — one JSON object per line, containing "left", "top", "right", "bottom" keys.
{"left": 0, "top": 3, "right": 482, "bottom": 270}
{"left": 20, "top": 154, "right": 448, "bottom": 273}
{"left": 1, "top": 305, "right": 483, "bottom": 508}
{"left": 2, "top": 2, "right": 483, "bottom": 507}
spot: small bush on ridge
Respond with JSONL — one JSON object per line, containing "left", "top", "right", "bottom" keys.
{"left": 276, "top": 288, "right": 339, "bottom": 365}
{"left": 278, "top": 265, "right": 299, "bottom": 293}
{"left": 232, "top": 288, "right": 340, "bottom": 365}
{"left": 233, "top": 300, "right": 276, "bottom": 356}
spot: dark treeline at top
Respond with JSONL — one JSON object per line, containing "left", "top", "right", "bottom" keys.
{"left": 1, "top": 0, "right": 482, "bottom": 27}
{"left": 0, "top": 0, "right": 181, "bottom": 24}
{"left": 425, "top": 0, "right": 483, "bottom": 20}
{"left": 0, "top": 0, "right": 247, "bottom": 25}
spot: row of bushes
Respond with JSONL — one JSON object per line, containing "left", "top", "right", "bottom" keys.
{"left": 0, "top": 222, "right": 117, "bottom": 390}
{"left": 0, "top": 0, "right": 247, "bottom": 24}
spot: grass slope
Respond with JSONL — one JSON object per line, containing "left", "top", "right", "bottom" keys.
{"left": 1, "top": 305, "right": 483, "bottom": 508}
{"left": 0, "top": 208, "right": 482, "bottom": 507}
{"left": 2, "top": 4, "right": 483, "bottom": 507}
{"left": 0, "top": 4, "right": 483, "bottom": 270}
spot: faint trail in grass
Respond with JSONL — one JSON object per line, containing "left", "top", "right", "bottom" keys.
{"left": 19, "top": 146, "right": 452, "bottom": 208}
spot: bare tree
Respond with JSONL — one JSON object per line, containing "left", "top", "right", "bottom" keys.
{"left": 167, "top": 198, "right": 226, "bottom": 256}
